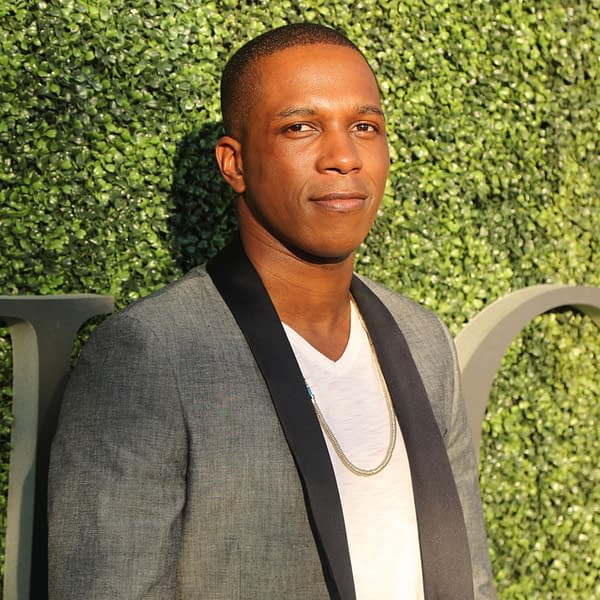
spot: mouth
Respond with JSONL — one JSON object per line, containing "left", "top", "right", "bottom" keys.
{"left": 310, "top": 192, "right": 368, "bottom": 211}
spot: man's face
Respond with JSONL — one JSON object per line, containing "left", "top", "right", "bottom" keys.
{"left": 232, "top": 43, "right": 389, "bottom": 262}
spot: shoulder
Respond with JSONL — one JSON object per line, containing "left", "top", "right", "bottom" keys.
{"left": 355, "top": 274, "right": 453, "bottom": 353}
{"left": 91, "top": 265, "right": 231, "bottom": 342}
{"left": 119, "top": 265, "right": 223, "bottom": 325}
{"left": 73, "top": 266, "right": 244, "bottom": 378}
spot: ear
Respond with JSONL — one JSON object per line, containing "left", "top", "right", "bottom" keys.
{"left": 215, "top": 135, "right": 245, "bottom": 194}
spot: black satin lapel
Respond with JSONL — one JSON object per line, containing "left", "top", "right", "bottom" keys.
{"left": 207, "top": 237, "right": 356, "bottom": 600}
{"left": 351, "top": 276, "right": 474, "bottom": 600}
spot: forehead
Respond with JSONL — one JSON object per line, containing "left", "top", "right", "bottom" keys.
{"left": 250, "top": 44, "right": 381, "bottom": 110}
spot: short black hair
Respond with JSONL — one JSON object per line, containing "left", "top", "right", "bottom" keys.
{"left": 220, "top": 23, "right": 366, "bottom": 138}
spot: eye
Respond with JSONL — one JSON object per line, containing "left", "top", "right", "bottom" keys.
{"left": 286, "top": 122, "right": 314, "bottom": 133}
{"left": 353, "top": 122, "right": 379, "bottom": 133}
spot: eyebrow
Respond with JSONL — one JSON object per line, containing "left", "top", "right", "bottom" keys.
{"left": 274, "top": 104, "right": 385, "bottom": 119}
{"left": 356, "top": 104, "right": 386, "bottom": 117}
{"left": 275, "top": 107, "right": 318, "bottom": 119}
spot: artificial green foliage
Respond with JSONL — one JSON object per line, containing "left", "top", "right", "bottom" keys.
{"left": 481, "top": 313, "right": 600, "bottom": 598}
{"left": 0, "top": 0, "right": 598, "bottom": 595}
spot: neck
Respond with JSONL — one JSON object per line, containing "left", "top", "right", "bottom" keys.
{"left": 240, "top": 228, "right": 355, "bottom": 361}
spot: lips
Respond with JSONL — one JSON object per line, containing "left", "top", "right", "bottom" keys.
{"left": 310, "top": 191, "right": 368, "bottom": 211}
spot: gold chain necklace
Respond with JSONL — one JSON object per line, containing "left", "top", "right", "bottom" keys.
{"left": 306, "top": 306, "right": 397, "bottom": 477}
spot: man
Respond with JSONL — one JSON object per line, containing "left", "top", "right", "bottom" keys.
{"left": 49, "top": 23, "right": 496, "bottom": 599}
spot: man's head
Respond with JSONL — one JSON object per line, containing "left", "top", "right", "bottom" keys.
{"left": 216, "top": 24, "right": 389, "bottom": 263}
{"left": 221, "top": 23, "right": 367, "bottom": 139}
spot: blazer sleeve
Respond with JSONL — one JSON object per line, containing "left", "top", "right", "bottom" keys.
{"left": 48, "top": 312, "right": 188, "bottom": 599}
{"left": 441, "top": 321, "right": 497, "bottom": 600}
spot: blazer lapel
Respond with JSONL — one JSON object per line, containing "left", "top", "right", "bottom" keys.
{"left": 351, "top": 276, "right": 474, "bottom": 600}
{"left": 207, "top": 236, "right": 356, "bottom": 600}
{"left": 207, "top": 237, "right": 475, "bottom": 599}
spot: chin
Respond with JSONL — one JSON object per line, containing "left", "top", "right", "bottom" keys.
{"left": 285, "top": 241, "right": 357, "bottom": 265}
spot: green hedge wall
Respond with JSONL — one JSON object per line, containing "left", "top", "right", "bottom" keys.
{"left": 1, "top": 0, "right": 598, "bottom": 596}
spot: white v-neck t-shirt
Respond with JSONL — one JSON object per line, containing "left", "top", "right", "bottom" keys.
{"left": 282, "top": 302, "right": 424, "bottom": 599}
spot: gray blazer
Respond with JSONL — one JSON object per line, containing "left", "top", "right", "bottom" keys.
{"left": 48, "top": 241, "right": 495, "bottom": 599}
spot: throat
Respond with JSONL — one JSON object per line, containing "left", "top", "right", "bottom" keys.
{"left": 243, "top": 236, "right": 356, "bottom": 360}
{"left": 281, "top": 299, "right": 354, "bottom": 362}
{"left": 295, "top": 326, "right": 350, "bottom": 361}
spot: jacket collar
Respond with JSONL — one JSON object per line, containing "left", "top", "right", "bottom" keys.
{"left": 207, "top": 236, "right": 473, "bottom": 600}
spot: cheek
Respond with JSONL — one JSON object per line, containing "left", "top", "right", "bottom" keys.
{"left": 361, "top": 140, "right": 389, "bottom": 178}
{"left": 246, "top": 151, "right": 301, "bottom": 190}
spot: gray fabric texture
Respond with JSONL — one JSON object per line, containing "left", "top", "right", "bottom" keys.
{"left": 48, "top": 266, "right": 495, "bottom": 599}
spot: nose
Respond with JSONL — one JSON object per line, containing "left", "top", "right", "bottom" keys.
{"left": 316, "top": 129, "right": 362, "bottom": 174}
